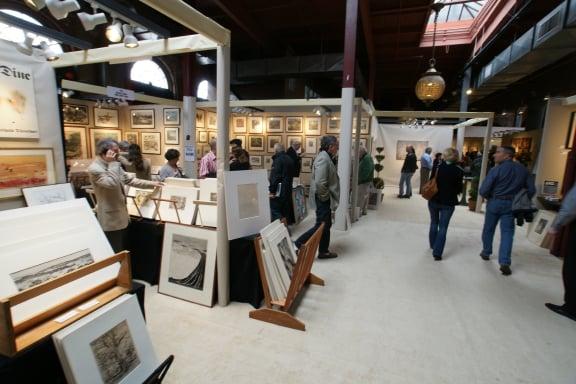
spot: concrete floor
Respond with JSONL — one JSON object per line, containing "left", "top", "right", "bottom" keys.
{"left": 145, "top": 192, "right": 576, "bottom": 384}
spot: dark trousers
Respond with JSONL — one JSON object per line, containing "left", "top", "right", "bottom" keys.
{"left": 428, "top": 201, "right": 455, "bottom": 257}
{"left": 564, "top": 224, "right": 576, "bottom": 313}
{"left": 296, "top": 196, "right": 332, "bottom": 253}
{"left": 105, "top": 228, "right": 127, "bottom": 253}
{"left": 270, "top": 197, "right": 287, "bottom": 222}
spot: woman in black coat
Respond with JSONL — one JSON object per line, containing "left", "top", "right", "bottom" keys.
{"left": 399, "top": 146, "right": 418, "bottom": 198}
{"left": 428, "top": 148, "right": 464, "bottom": 260}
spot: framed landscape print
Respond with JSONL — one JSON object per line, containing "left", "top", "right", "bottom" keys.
{"left": 23, "top": 183, "right": 75, "bottom": 206}
{"left": 305, "top": 136, "right": 317, "bottom": 155}
{"left": 267, "top": 117, "right": 284, "bottom": 133}
{"left": 233, "top": 116, "right": 247, "bottom": 133}
{"left": 287, "top": 135, "right": 303, "bottom": 149}
{"left": 124, "top": 131, "right": 139, "bottom": 145}
{"left": 250, "top": 155, "right": 262, "bottom": 168}
{"left": 64, "top": 127, "right": 88, "bottom": 160}
{"left": 198, "top": 131, "right": 208, "bottom": 143}
{"left": 159, "top": 223, "right": 217, "bottom": 306}
{"left": 130, "top": 109, "right": 155, "bottom": 129}
{"left": 267, "top": 135, "right": 283, "bottom": 153}
{"left": 0, "top": 148, "right": 56, "bottom": 199}
{"left": 249, "top": 135, "right": 265, "bottom": 151}
{"left": 286, "top": 116, "right": 303, "bottom": 133}
{"left": 164, "top": 127, "right": 180, "bottom": 145}
{"left": 62, "top": 104, "right": 89, "bottom": 125}
{"left": 207, "top": 111, "right": 217, "bottom": 130}
{"left": 327, "top": 118, "right": 340, "bottom": 133}
{"left": 248, "top": 116, "right": 263, "bottom": 134}
{"left": 305, "top": 117, "right": 321, "bottom": 135}
{"left": 163, "top": 108, "right": 180, "bottom": 125}
{"left": 141, "top": 132, "right": 161, "bottom": 155}
{"left": 89, "top": 129, "right": 121, "bottom": 157}
{"left": 301, "top": 157, "right": 313, "bottom": 173}
{"left": 94, "top": 108, "right": 119, "bottom": 128}
{"left": 196, "top": 109, "right": 205, "bottom": 128}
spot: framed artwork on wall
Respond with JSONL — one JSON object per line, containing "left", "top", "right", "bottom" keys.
{"left": 164, "top": 127, "right": 179, "bottom": 145}
{"left": 264, "top": 155, "right": 273, "bottom": 170}
{"left": 249, "top": 135, "right": 265, "bottom": 151}
{"left": 301, "top": 157, "right": 313, "bottom": 173}
{"left": 0, "top": 148, "right": 56, "bottom": 200}
{"left": 163, "top": 108, "right": 180, "bottom": 125}
{"left": 234, "top": 135, "right": 246, "bottom": 147}
{"left": 305, "top": 137, "right": 317, "bottom": 154}
{"left": 130, "top": 109, "right": 155, "bottom": 129}
{"left": 267, "top": 135, "right": 283, "bottom": 153}
{"left": 64, "top": 127, "right": 88, "bottom": 160}
{"left": 232, "top": 116, "right": 247, "bottom": 133}
{"left": 566, "top": 111, "right": 576, "bottom": 150}
{"left": 198, "top": 131, "right": 208, "bottom": 143}
{"left": 140, "top": 132, "right": 162, "bottom": 155}
{"left": 327, "top": 118, "right": 340, "bottom": 133}
{"left": 287, "top": 135, "right": 303, "bottom": 149}
{"left": 248, "top": 116, "right": 263, "bottom": 133}
{"left": 396, "top": 140, "right": 429, "bottom": 160}
{"left": 286, "top": 116, "right": 303, "bottom": 133}
{"left": 250, "top": 155, "right": 262, "bottom": 168}
{"left": 62, "top": 104, "right": 89, "bottom": 125}
{"left": 89, "top": 129, "right": 121, "bottom": 157}
{"left": 353, "top": 118, "right": 370, "bottom": 134}
{"left": 196, "top": 109, "right": 205, "bottom": 128}
{"left": 207, "top": 111, "right": 217, "bottom": 130}
{"left": 267, "top": 117, "right": 284, "bottom": 133}
{"left": 305, "top": 117, "right": 321, "bottom": 135}
{"left": 23, "top": 183, "right": 75, "bottom": 207}
{"left": 159, "top": 223, "right": 217, "bottom": 306}
{"left": 94, "top": 108, "right": 119, "bottom": 128}
{"left": 124, "top": 131, "right": 139, "bottom": 145}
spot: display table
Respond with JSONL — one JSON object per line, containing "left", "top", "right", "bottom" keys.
{"left": 230, "top": 237, "right": 264, "bottom": 308}
{"left": 128, "top": 218, "right": 165, "bottom": 285}
{"left": 0, "top": 281, "right": 146, "bottom": 383}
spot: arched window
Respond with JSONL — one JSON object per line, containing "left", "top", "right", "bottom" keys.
{"left": 0, "top": 9, "right": 63, "bottom": 53}
{"left": 130, "top": 60, "right": 169, "bottom": 89}
{"left": 197, "top": 80, "right": 209, "bottom": 100}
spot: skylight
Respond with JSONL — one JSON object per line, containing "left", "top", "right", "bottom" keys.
{"left": 428, "top": 1, "right": 487, "bottom": 24}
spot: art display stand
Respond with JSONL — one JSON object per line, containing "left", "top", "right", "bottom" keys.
{"left": 249, "top": 224, "right": 325, "bottom": 331}
{"left": 0, "top": 251, "right": 131, "bottom": 357}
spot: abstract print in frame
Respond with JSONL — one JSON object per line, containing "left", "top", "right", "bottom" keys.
{"left": 64, "top": 126, "right": 88, "bottom": 161}
{"left": 0, "top": 148, "right": 56, "bottom": 199}
{"left": 159, "top": 223, "right": 217, "bottom": 306}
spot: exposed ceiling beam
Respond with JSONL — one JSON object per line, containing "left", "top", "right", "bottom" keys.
{"left": 359, "top": 0, "right": 376, "bottom": 99}
{"left": 209, "top": 0, "right": 272, "bottom": 48}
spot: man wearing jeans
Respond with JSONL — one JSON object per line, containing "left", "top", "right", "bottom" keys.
{"left": 295, "top": 136, "right": 340, "bottom": 259}
{"left": 479, "top": 146, "right": 535, "bottom": 275}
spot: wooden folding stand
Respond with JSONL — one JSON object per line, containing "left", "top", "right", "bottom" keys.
{"left": 0, "top": 252, "right": 132, "bottom": 357}
{"left": 249, "top": 224, "right": 325, "bottom": 331}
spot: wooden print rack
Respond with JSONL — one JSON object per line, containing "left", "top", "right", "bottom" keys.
{"left": 0, "top": 251, "right": 132, "bottom": 357}
{"left": 250, "top": 223, "right": 325, "bottom": 331}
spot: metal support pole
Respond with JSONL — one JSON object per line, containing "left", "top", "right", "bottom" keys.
{"left": 457, "top": 68, "right": 471, "bottom": 156}
{"left": 182, "top": 96, "right": 197, "bottom": 178}
{"left": 216, "top": 43, "right": 231, "bottom": 305}
{"left": 350, "top": 104, "right": 362, "bottom": 222}
{"left": 476, "top": 117, "right": 493, "bottom": 213}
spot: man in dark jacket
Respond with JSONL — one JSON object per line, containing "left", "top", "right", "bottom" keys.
{"left": 269, "top": 143, "right": 295, "bottom": 221}
{"left": 286, "top": 141, "right": 302, "bottom": 177}
{"left": 357, "top": 147, "right": 374, "bottom": 215}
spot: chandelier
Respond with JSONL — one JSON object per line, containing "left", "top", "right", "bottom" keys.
{"left": 415, "top": 3, "right": 445, "bottom": 105}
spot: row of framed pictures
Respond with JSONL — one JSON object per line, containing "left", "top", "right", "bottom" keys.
{"left": 247, "top": 155, "right": 313, "bottom": 173}
{"left": 63, "top": 104, "right": 181, "bottom": 129}
{"left": 229, "top": 115, "right": 370, "bottom": 135}
{"left": 228, "top": 133, "right": 370, "bottom": 154}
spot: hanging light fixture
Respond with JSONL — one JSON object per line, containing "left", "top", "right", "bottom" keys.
{"left": 106, "top": 19, "right": 123, "bottom": 43}
{"left": 16, "top": 35, "right": 34, "bottom": 56}
{"left": 40, "top": 41, "right": 60, "bottom": 61}
{"left": 46, "top": 0, "right": 80, "bottom": 20}
{"left": 77, "top": 5, "right": 108, "bottom": 31}
{"left": 24, "top": 0, "right": 46, "bottom": 11}
{"left": 415, "top": 3, "right": 446, "bottom": 105}
{"left": 122, "top": 24, "right": 138, "bottom": 48}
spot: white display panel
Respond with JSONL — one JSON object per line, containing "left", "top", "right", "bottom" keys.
{"left": 158, "top": 185, "right": 199, "bottom": 224}
{"left": 0, "top": 62, "right": 39, "bottom": 139}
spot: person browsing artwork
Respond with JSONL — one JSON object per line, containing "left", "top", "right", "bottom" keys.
{"left": 158, "top": 148, "right": 184, "bottom": 181}
{"left": 399, "top": 145, "right": 418, "bottom": 198}
{"left": 123, "top": 144, "right": 152, "bottom": 180}
{"left": 268, "top": 143, "right": 295, "bottom": 221}
{"left": 199, "top": 139, "right": 217, "bottom": 178}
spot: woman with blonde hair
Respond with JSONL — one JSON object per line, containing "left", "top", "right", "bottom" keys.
{"left": 428, "top": 147, "right": 464, "bottom": 260}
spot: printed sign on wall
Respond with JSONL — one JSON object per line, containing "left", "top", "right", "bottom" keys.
{"left": 0, "top": 63, "right": 39, "bottom": 139}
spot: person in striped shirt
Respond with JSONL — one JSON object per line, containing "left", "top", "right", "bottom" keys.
{"left": 199, "top": 139, "right": 217, "bottom": 178}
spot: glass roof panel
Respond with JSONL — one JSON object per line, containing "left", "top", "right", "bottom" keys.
{"left": 429, "top": 1, "right": 487, "bottom": 24}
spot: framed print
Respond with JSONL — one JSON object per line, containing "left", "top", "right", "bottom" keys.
{"left": 124, "top": 131, "right": 139, "bottom": 145}
{"left": 292, "top": 185, "right": 308, "bottom": 224}
{"left": 327, "top": 118, "right": 340, "bottom": 133}
{"left": 305, "top": 137, "right": 317, "bottom": 155}
{"left": 249, "top": 135, "right": 265, "bottom": 151}
{"left": 52, "top": 294, "right": 158, "bottom": 384}
{"left": 286, "top": 116, "right": 303, "bottom": 133}
{"left": 196, "top": 178, "right": 217, "bottom": 227}
{"left": 64, "top": 127, "right": 88, "bottom": 160}
{"left": 305, "top": 117, "right": 321, "bottom": 135}
{"left": 159, "top": 223, "right": 217, "bottom": 306}
{"left": 224, "top": 169, "right": 271, "bottom": 240}
{"left": 267, "top": 135, "right": 283, "bottom": 153}
{"left": 250, "top": 155, "right": 262, "bottom": 168}
{"left": 158, "top": 185, "right": 200, "bottom": 224}
{"left": 164, "top": 127, "right": 180, "bottom": 145}
{"left": 163, "top": 108, "right": 180, "bottom": 125}
{"left": 196, "top": 109, "right": 205, "bottom": 128}
{"left": 140, "top": 132, "right": 161, "bottom": 155}
{"left": 287, "top": 135, "right": 303, "bottom": 149}
{"left": 94, "top": 108, "right": 119, "bottom": 128}
{"left": 248, "top": 116, "right": 263, "bottom": 134}
{"left": 353, "top": 117, "right": 370, "bottom": 134}
{"left": 301, "top": 157, "right": 313, "bottom": 173}
{"left": 62, "top": 104, "right": 89, "bottom": 125}
{"left": 207, "top": 111, "right": 217, "bottom": 130}
{"left": 130, "top": 109, "right": 155, "bottom": 129}
{"left": 528, "top": 210, "right": 557, "bottom": 247}
{"left": 264, "top": 155, "right": 273, "bottom": 170}
{"left": 89, "top": 129, "right": 121, "bottom": 157}
{"left": 259, "top": 221, "right": 292, "bottom": 296}
{"left": 233, "top": 116, "right": 247, "bottom": 133}
{"left": 198, "top": 131, "right": 208, "bottom": 143}
{"left": 566, "top": 111, "right": 575, "bottom": 150}
{"left": 234, "top": 135, "right": 246, "bottom": 146}
{"left": 267, "top": 117, "right": 284, "bottom": 133}
{"left": 127, "top": 186, "right": 161, "bottom": 219}
{"left": 23, "top": 183, "right": 75, "bottom": 206}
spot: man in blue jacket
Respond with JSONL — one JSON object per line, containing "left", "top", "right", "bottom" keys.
{"left": 479, "top": 146, "right": 535, "bottom": 275}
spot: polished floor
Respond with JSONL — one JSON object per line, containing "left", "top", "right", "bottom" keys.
{"left": 146, "top": 192, "right": 576, "bottom": 384}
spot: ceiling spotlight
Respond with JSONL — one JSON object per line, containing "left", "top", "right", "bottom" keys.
{"left": 430, "top": 120, "right": 437, "bottom": 125}
{"left": 77, "top": 8, "right": 107, "bottom": 31}
{"left": 62, "top": 89, "right": 74, "bottom": 98}
{"left": 501, "top": 112, "right": 507, "bottom": 116}
{"left": 122, "top": 24, "right": 138, "bottom": 48}
{"left": 543, "top": 96, "right": 550, "bottom": 101}
{"left": 40, "top": 41, "right": 60, "bottom": 61}
{"left": 24, "top": 0, "right": 46, "bottom": 11}
{"left": 46, "top": 0, "right": 80, "bottom": 20}
{"left": 466, "top": 88, "right": 473, "bottom": 96}
{"left": 16, "top": 35, "right": 34, "bottom": 56}
{"left": 106, "top": 19, "right": 123, "bottom": 43}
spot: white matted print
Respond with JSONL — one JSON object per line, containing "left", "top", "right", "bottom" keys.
{"left": 52, "top": 294, "right": 158, "bottom": 384}
{"left": 124, "top": 131, "right": 139, "bottom": 145}
{"left": 250, "top": 155, "right": 262, "bottom": 168}
{"left": 163, "top": 108, "right": 180, "bottom": 125}
{"left": 305, "top": 137, "right": 317, "bottom": 155}
{"left": 94, "top": 108, "right": 119, "bottom": 128}
{"left": 141, "top": 132, "right": 161, "bottom": 155}
{"left": 159, "top": 223, "right": 217, "bottom": 306}
{"left": 127, "top": 187, "right": 160, "bottom": 219}
{"left": 224, "top": 170, "right": 271, "bottom": 240}
{"left": 528, "top": 210, "right": 557, "bottom": 246}
{"left": 305, "top": 117, "right": 321, "bottom": 135}
{"left": 196, "top": 109, "right": 205, "bottom": 128}
{"left": 164, "top": 127, "right": 179, "bottom": 145}
{"left": 327, "top": 118, "right": 340, "bottom": 133}
{"left": 248, "top": 116, "right": 263, "bottom": 133}
{"left": 207, "top": 111, "right": 217, "bottom": 130}
{"left": 264, "top": 155, "right": 273, "bottom": 170}
{"left": 23, "top": 183, "right": 75, "bottom": 206}
{"left": 64, "top": 127, "right": 89, "bottom": 160}
{"left": 0, "top": 62, "right": 39, "bottom": 139}
{"left": 267, "top": 117, "right": 284, "bottom": 133}
{"left": 130, "top": 109, "right": 155, "bottom": 129}
{"left": 232, "top": 116, "right": 247, "bottom": 133}
{"left": 301, "top": 157, "right": 313, "bottom": 173}
{"left": 286, "top": 116, "right": 303, "bottom": 133}
{"left": 158, "top": 185, "right": 199, "bottom": 224}
{"left": 249, "top": 135, "right": 265, "bottom": 151}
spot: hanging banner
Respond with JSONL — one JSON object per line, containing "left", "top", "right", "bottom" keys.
{"left": 106, "top": 86, "right": 135, "bottom": 101}
{"left": 0, "top": 63, "right": 39, "bottom": 139}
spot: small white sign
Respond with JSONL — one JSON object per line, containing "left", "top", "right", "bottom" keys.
{"left": 106, "top": 86, "right": 135, "bottom": 101}
{"left": 55, "top": 310, "right": 79, "bottom": 324}
{"left": 184, "top": 145, "right": 195, "bottom": 161}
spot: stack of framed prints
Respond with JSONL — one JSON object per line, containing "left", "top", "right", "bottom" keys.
{"left": 53, "top": 294, "right": 159, "bottom": 384}
{"left": 23, "top": 183, "right": 75, "bottom": 206}
{"left": 0, "top": 148, "right": 56, "bottom": 199}
{"left": 159, "top": 223, "right": 217, "bottom": 306}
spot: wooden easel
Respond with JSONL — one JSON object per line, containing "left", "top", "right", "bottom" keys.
{"left": 249, "top": 224, "right": 325, "bottom": 331}
{"left": 0, "top": 251, "right": 132, "bottom": 357}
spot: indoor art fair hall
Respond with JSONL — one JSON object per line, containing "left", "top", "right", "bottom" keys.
{"left": 1, "top": 0, "right": 576, "bottom": 383}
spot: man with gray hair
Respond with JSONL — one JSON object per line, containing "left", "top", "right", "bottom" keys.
{"left": 420, "top": 147, "right": 433, "bottom": 194}
{"left": 295, "top": 135, "right": 340, "bottom": 259}
{"left": 199, "top": 139, "right": 217, "bottom": 178}
{"left": 88, "top": 139, "right": 162, "bottom": 252}
{"left": 357, "top": 146, "right": 374, "bottom": 216}
{"left": 286, "top": 140, "right": 302, "bottom": 177}
{"left": 269, "top": 143, "right": 295, "bottom": 221}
